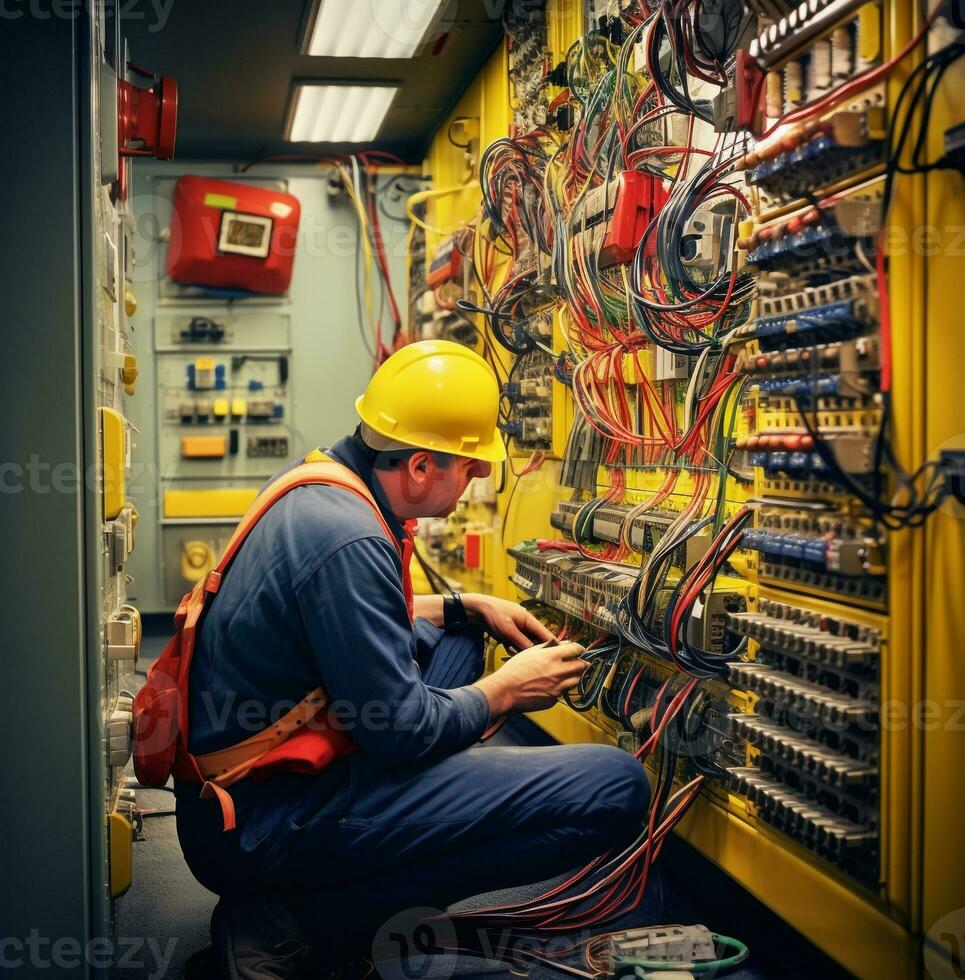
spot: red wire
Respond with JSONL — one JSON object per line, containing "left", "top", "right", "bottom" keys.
{"left": 366, "top": 191, "right": 403, "bottom": 340}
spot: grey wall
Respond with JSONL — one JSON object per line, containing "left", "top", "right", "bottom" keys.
{"left": 125, "top": 162, "right": 412, "bottom": 612}
{"left": 0, "top": 11, "right": 98, "bottom": 976}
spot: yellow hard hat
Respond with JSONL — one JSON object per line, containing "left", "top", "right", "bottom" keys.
{"left": 356, "top": 340, "right": 506, "bottom": 463}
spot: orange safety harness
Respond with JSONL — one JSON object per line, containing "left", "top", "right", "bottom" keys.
{"left": 132, "top": 452, "right": 415, "bottom": 831}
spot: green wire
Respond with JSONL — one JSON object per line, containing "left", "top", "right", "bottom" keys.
{"left": 623, "top": 933, "right": 750, "bottom": 976}
{"left": 713, "top": 378, "right": 746, "bottom": 532}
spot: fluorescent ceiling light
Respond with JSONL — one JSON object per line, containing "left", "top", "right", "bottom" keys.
{"left": 306, "top": 0, "right": 445, "bottom": 59}
{"left": 287, "top": 84, "right": 397, "bottom": 143}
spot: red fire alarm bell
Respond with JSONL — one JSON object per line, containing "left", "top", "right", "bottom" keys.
{"left": 114, "top": 62, "right": 178, "bottom": 201}
{"left": 166, "top": 176, "right": 301, "bottom": 295}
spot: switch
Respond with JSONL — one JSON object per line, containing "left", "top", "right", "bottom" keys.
{"left": 193, "top": 357, "right": 215, "bottom": 389}
{"left": 106, "top": 605, "right": 141, "bottom": 663}
{"left": 100, "top": 408, "right": 127, "bottom": 522}
{"left": 181, "top": 540, "right": 215, "bottom": 583}
{"left": 108, "top": 697, "right": 133, "bottom": 768}
{"left": 122, "top": 353, "right": 138, "bottom": 395}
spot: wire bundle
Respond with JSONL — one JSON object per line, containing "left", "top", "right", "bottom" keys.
{"left": 629, "top": 143, "right": 755, "bottom": 357}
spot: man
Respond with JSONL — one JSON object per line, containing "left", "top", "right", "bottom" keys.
{"left": 175, "top": 340, "right": 650, "bottom": 978}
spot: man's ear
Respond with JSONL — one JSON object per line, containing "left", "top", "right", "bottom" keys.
{"left": 407, "top": 451, "right": 432, "bottom": 476}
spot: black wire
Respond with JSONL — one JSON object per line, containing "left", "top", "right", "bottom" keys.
{"left": 563, "top": 643, "right": 618, "bottom": 712}
{"left": 376, "top": 174, "right": 427, "bottom": 223}
{"left": 448, "top": 116, "right": 477, "bottom": 150}
{"left": 413, "top": 545, "right": 451, "bottom": 594}
{"left": 881, "top": 41, "right": 965, "bottom": 220}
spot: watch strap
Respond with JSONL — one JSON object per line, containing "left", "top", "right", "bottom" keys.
{"left": 443, "top": 591, "right": 469, "bottom": 630}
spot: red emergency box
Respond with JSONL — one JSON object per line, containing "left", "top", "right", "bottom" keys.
{"left": 166, "top": 176, "right": 301, "bottom": 295}
{"left": 600, "top": 171, "right": 669, "bottom": 267}
{"left": 427, "top": 236, "right": 463, "bottom": 288}
{"left": 576, "top": 171, "right": 669, "bottom": 269}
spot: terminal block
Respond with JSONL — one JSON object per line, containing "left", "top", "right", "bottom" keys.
{"left": 740, "top": 108, "right": 885, "bottom": 204}
{"left": 724, "top": 596, "right": 882, "bottom": 884}
{"left": 742, "top": 335, "right": 880, "bottom": 392}
{"left": 501, "top": 351, "right": 556, "bottom": 453}
{"left": 551, "top": 500, "right": 711, "bottom": 568}
{"left": 509, "top": 544, "right": 745, "bottom": 652}
{"left": 729, "top": 661, "right": 877, "bottom": 727}
{"left": 735, "top": 427, "right": 878, "bottom": 480}
{"left": 743, "top": 506, "right": 885, "bottom": 604}
{"left": 737, "top": 272, "right": 879, "bottom": 350}
{"left": 728, "top": 599, "right": 880, "bottom": 671}
{"left": 749, "top": 0, "right": 882, "bottom": 116}
{"left": 247, "top": 435, "right": 289, "bottom": 458}
{"left": 729, "top": 714, "right": 877, "bottom": 789}
{"left": 744, "top": 193, "right": 880, "bottom": 274}
{"left": 726, "top": 766, "right": 877, "bottom": 879}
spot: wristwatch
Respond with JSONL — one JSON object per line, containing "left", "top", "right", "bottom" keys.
{"left": 443, "top": 591, "right": 470, "bottom": 631}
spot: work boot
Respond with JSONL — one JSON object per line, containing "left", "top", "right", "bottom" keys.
{"left": 210, "top": 895, "right": 313, "bottom": 979}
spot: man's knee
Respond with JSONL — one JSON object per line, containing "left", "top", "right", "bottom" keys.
{"left": 596, "top": 745, "right": 650, "bottom": 817}
{"left": 573, "top": 745, "right": 651, "bottom": 838}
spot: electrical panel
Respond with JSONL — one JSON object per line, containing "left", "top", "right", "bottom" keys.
{"left": 417, "top": 1, "right": 965, "bottom": 976}
{"left": 150, "top": 183, "right": 295, "bottom": 604}
{"left": 506, "top": 1, "right": 551, "bottom": 135}
{"left": 98, "top": 109, "right": 138, "bottom": 921}
{"left": 85, "top": 5, "right": 177, "bottom": 940}
{"left": 411, "top": 229, "right": 480, "bottom": 345}
{"left": 157, "top": 348, "right": 291, "bottom": 470}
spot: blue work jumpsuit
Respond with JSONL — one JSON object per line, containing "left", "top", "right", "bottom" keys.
{"left": 175, "top": 433, "right": 650, "bottom": 959}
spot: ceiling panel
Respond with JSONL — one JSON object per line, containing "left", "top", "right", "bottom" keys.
{"left": 124, "top": 0, "right": 504, "bottom": 163}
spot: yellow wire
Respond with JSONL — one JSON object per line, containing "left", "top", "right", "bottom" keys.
{"left": 405, "top": 180, "right": 481, "bottom": 236}
{"left": 336, "top": 163, "right": 377, "bottom": 335}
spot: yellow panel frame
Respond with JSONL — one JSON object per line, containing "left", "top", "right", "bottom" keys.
{"left": 678, "top": 798, "right": 916, "bottom": 980}
{"left": 918, "top": 7, "right": 965, "bottom": 975}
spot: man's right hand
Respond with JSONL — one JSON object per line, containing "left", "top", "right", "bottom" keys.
{"left": 474, "top": 641, "right": 588, "bottom": 719}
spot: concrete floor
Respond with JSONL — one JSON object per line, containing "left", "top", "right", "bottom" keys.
{"left": 111, "top": 623, "right": 853, "bottom": 980}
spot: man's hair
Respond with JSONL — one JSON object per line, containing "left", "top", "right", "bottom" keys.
{"left": 371, "top": 447, "right": 454, "bottom": 471}
{"left": 354, "top": 425, "right": 454, "bottom": 471}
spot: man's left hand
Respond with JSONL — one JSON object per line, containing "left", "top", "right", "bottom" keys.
{"left": 461, "top": 594, "right": 556, "bottom": 650}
